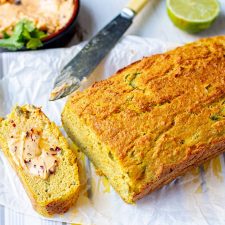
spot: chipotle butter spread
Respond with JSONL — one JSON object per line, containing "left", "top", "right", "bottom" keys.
{"left": 8, "top": 128, "right": 61, "bottom": 179}
{"left": 0, "top": 0, "right": 74, "bottom": 36}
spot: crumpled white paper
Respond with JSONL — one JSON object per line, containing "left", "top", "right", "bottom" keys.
{"left": 0, "top": 36, "right": 225, "bottom": 225}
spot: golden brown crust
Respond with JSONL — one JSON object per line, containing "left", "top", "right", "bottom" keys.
{"left": 45, "top": 192, "right": 79, "bottom": 215}
{"left": 64, "top": 36, "right": 225, "bottom": 202}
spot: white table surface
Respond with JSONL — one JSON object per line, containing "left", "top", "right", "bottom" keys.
{"left": 1, "top": 0, "right": 225, "bottom": 225}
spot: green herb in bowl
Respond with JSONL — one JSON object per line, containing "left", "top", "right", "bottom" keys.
{"left": 0, "top": 19, "right": 47, "bottom": 50}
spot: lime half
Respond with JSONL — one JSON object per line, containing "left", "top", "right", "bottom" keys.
{"left": 167, "top": 0, "right": 220, "bottom": 33}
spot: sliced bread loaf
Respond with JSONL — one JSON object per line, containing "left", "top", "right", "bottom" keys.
{"left": 62, "top": 36, "right": 225, "bottom": 203}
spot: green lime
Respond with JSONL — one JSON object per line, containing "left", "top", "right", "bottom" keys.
{"left": 167, "top": 0, "right": 220, "bottom": 33}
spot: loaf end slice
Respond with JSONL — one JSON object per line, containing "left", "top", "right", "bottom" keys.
{"left": 62, "top": 36, "right": 225, "bottom": 203}
{"left": 0, "top": 105, "right": 80, "bottom": 216}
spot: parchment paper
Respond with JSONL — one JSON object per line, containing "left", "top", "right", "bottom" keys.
{"left": 0, "top": 36, "right": 225, "bottom": 225}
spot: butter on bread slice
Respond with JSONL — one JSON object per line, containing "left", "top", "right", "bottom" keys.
{"left": 0, "top": 105, "right": 80, "bottom": 216}
{"left": 62, "top": 36, "right": 225, "bottom": 203}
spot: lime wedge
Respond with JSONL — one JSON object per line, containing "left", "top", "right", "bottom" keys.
{"left": 167, "top": 0, "right": 220, "bottom": 33}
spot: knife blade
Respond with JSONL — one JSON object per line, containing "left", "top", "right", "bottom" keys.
{"left": 50, "top": 0, "right": 148, "bottom": 101}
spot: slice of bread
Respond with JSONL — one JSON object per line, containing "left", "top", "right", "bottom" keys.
{"left": 0, "top": 105, "right": 80, "bottom": 216}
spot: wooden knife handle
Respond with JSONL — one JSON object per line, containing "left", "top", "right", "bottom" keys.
{"left": 126, "top": 0, "right": 149, "bottom": 14}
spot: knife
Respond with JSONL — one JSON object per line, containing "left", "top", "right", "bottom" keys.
{"left": 50, "top": 0, "right": 149, "bottom": 101}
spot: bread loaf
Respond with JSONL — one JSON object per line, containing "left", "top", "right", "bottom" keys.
{"left": 62, "top": 36, "right": 225, "bottom": 203}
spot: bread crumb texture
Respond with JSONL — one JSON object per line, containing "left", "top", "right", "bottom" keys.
{"left": 0, "top": 105, "right": 80, "bottom": 216}
{"left": 62, "top": 36, "right": 225, "bottom": 203}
